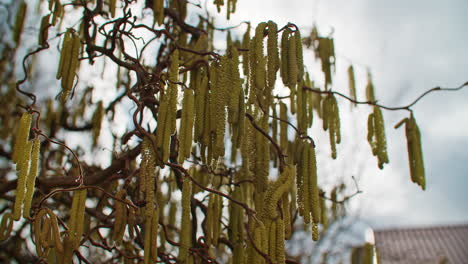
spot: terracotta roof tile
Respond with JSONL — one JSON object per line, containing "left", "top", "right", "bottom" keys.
{"left": 374, "top": 224, "right": 468, "bottom": 264}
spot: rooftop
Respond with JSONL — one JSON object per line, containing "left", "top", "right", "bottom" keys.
{"left": 374, "top": 224, "right": 468, "bottom": 264}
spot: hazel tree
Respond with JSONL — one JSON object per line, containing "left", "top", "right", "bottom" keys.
{"left": 0, "top": 0, "right": 466, "bottom": 263}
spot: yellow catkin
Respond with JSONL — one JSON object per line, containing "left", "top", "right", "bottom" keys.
{"left": 367, "top": 112, "right": 376, "bottom": 155}
{"left": 13, "top": 140, "right": 33, "bottom": 221}
{"left": 282, "top": 195, "right": 291, "bottom": 239}
{"left": 280, "top": 29, "right": 290, "bottom": 86}
{"left": 179, "top": 178, "right": 192, "bottom": 262}
{"left": 308, "top": 142, "right": 320, "bottom": 224}
{"left": 348, "top": 65, "right": 357, "bottom": 104}
{"left": 40, "top": 217, "right": 51, "bottom": 252}
{"left": 63, "top": 30, "right": 81, "bottom": 102}
{"left": 110, "top": 0, "right": 116, "bottom": 17}
{"left": 0, "top": 212, "right": 14, "bottom": 241}
{"left": 151, "top": 206, "right": 159, "bottom": 262}
{"left": 56, "top": 29, "right": 71, "bottom": 80}
{"left": 405, "top": 115, "right": 425, "bottom": 190}
{"left": 213, "top": 194, "right": 223, "bottom": 246}
{"left": 276, "top": 218, "right": 285, "bottom": 264}
{"left": 254, "top": 22, "right": 267, "bottom": 93}
{"left": 178, "top": 88, "right": 195, "bottom": 163}
{"left": 242, "top": 24, "right": 251, "bottom": 78}
{"left": 34, "top": 209, "right": 49, "bottom": 256}
{"left": 112, "top": 189, "right": 127, "bottom": 243}
{"left": 92, "top": 101, "right": 104, "bottom": 147}
{"left": 373, "top": 106, "right": 389, "bottom": 169}
{"left": 194, "top": 69, "right": 208, "bottom": 143}
{"left": 205, "top": 193, "right": 214, "bottom": 246}
{"left": 13, "top": 1, "right": 27, "bottom": 44}
{"left": 295, "top": 30, "right": 304, "bottom": 82}
{"left": 38, "top": 14, "right": 50, "bottom": 46}
{"left": 23, "top": 138, "right": 40, "bottom": 218}
{"left": 13, "top": 112, "right": 32, "bottom": 164}
{"left": 366, "top": 72, "right": 376, "bottom": 102}
{"left": 161, "top": 49, "right": 179, "bottom": 163}
{"left": 299, "top": 141, "right": 310, "bottom": 223}
{"left": 268, "top": 220, "right": 277, "bottom": 263}
{"left": 143, "top": 215, "right": 152, "bottom": 264}
{"left": 48, "top": 210, "right": 63, "bottom": 253}
{"left": 267, "top": 21, "right": 279, "bottom": 89}
{"left": 153, "top": 0, "right": 164, "bottom": 25}
{"left": 69, "top": 189, "right": 87, "bottom": 249}
{"left": 312, "top": 222, "right": 319, "bottom": 241}
{"left": 288, "top": 32, "right": 297, "bottom": 87}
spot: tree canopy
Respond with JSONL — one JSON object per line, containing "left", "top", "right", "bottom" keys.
{"left": 0, "top": 0, "right": 466, "bottom": 263}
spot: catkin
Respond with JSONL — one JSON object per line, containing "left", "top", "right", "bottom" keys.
{"left": 280, "top": 29, "right": 290, "bottom": 86}
{"left": 12, "top": 140, "right": 33, "bottom": 221}
{"left": 38, "top": 14, "right": 50, "bottom": 46}
{"left": 23, "top": 138, "right": 40, "bottom": 218}
{"left": 268, "top": 220, "right": 277, "bottom": 263}
{"left": 366, "top": 72, "right": 376, "bottom": 102}
{"left": 311, "top": 222, "right": 319, "bottom": 241}
{"left": 157, "top": 49, "right": 179, "bottom": 164}
{"left": 69, "top": 189, "right": 87, "bottom": 249}
{"left": 254, "top": 22, "right": 267, "bottom": 94}
{"left": 347, "top": 65, "right": 357, "bottom": 104}
{"left": 92, "top": 101, "right": 104, "bottom": 147}
{"left": 110, "top": 0, "right": 116, "bottom": 17}
{"left": 405, "top": 115, "right": 425, "bottom": 189}
{"left": 178, "top": 88, "right": 195, "bottom": 163}
{"left": 288, "top": 31, "right": 298, "bottom": 89}
{"left": 374, "top": 107, "right": 389, "bottom": 168}
{"left": 150, "top": 206, "right": 159, "bottom": 262}
{"left": 112, "top": 189, "right": 127, "bottom": 243}
{"left": 267, "top": 21, "right": 279, "bottom": 89}
{"left": 153, "top": 0, "right": 164, "bottom": 25}
{"left": 295, "top": 30, "right": 304, "bottom": 82}
{"left": 276, "top": 218, "right": 285, "bottom": 264}
{"left": 0, "top": 213, "right": 14, "bottom": 241}
{"left": 308, "top": 142, "right": 320, "bottom": 224}
{"left": 179, "top": 177, "right": 192, "bottom": 262}
{"left": 13, "top": 1, "right": 27, "bottom": 44}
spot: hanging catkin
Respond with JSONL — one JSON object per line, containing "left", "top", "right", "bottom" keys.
{"left": 178, "top": 88, "right": 195, "bottom": 163}
{"left": 179, "top": 177, "right": 192, "bottom": 262}
{"left": 294, "top": 30, "right": 304, "bottom": 82}
{"left": 92, "top": 101, "right": 104, "bottom": 147}
{"left": 367, "top": 106, "right": 389, "bottom": 169}
{"left": 156, "top": 49, "right": 179, "bottom": 164}
{"left": 365, "top": 72, "right": 376, "bottom": 102}
{"left": 400, "top": 115, "right": 425, "bottom": 190}
{"left": 267, "top": 21, "right": 279, "bottom": 90}
{"left": 0, "top": 213, "right": 14, "bottom": 241}
{"left": 307, "top": 141, "right": 320, "bottom": 225}
{"left": 68, "top": 189, "right": 87, "bottom": 249}
{"left": 38, "top": 14, "right": 50, "bottom": 46}
{"left": 23, "top": 138, "right": 41, "bottom": 218}
{"left": 322, "top": 94, "right": 341, "bottom": 159}
{"left": 210, "top": 60, "right": 228, "bottom": 160}
{"left": 112, "top": 189, "right": 127, "bottom": 244}
{"left": 254, "top": 22, "right": 267, "bottom": 94}
{"left": 13, "top": 1, "right": 27, "bottom": 44}
{"left": 194, "top": 69, "right": 208, "bottom": 143}
{"left": 347, "top": 65, "right": 357, "bottom": 105}
{"left": 12, "top": 140, "right": 33, "bottom": 221}
{"left": 280, "top": 28, "right": 290, "bottom": 86}
{"left": 153, "top": 0, "right": 164, "bottom": 25}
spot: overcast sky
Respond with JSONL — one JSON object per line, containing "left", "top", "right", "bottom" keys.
{"left": 208, "top": 0, "right": 468, "bottom": 228}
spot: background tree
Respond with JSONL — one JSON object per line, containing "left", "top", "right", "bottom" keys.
{"left": 0, "top": 0, "right": 466, "bottom": 263}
